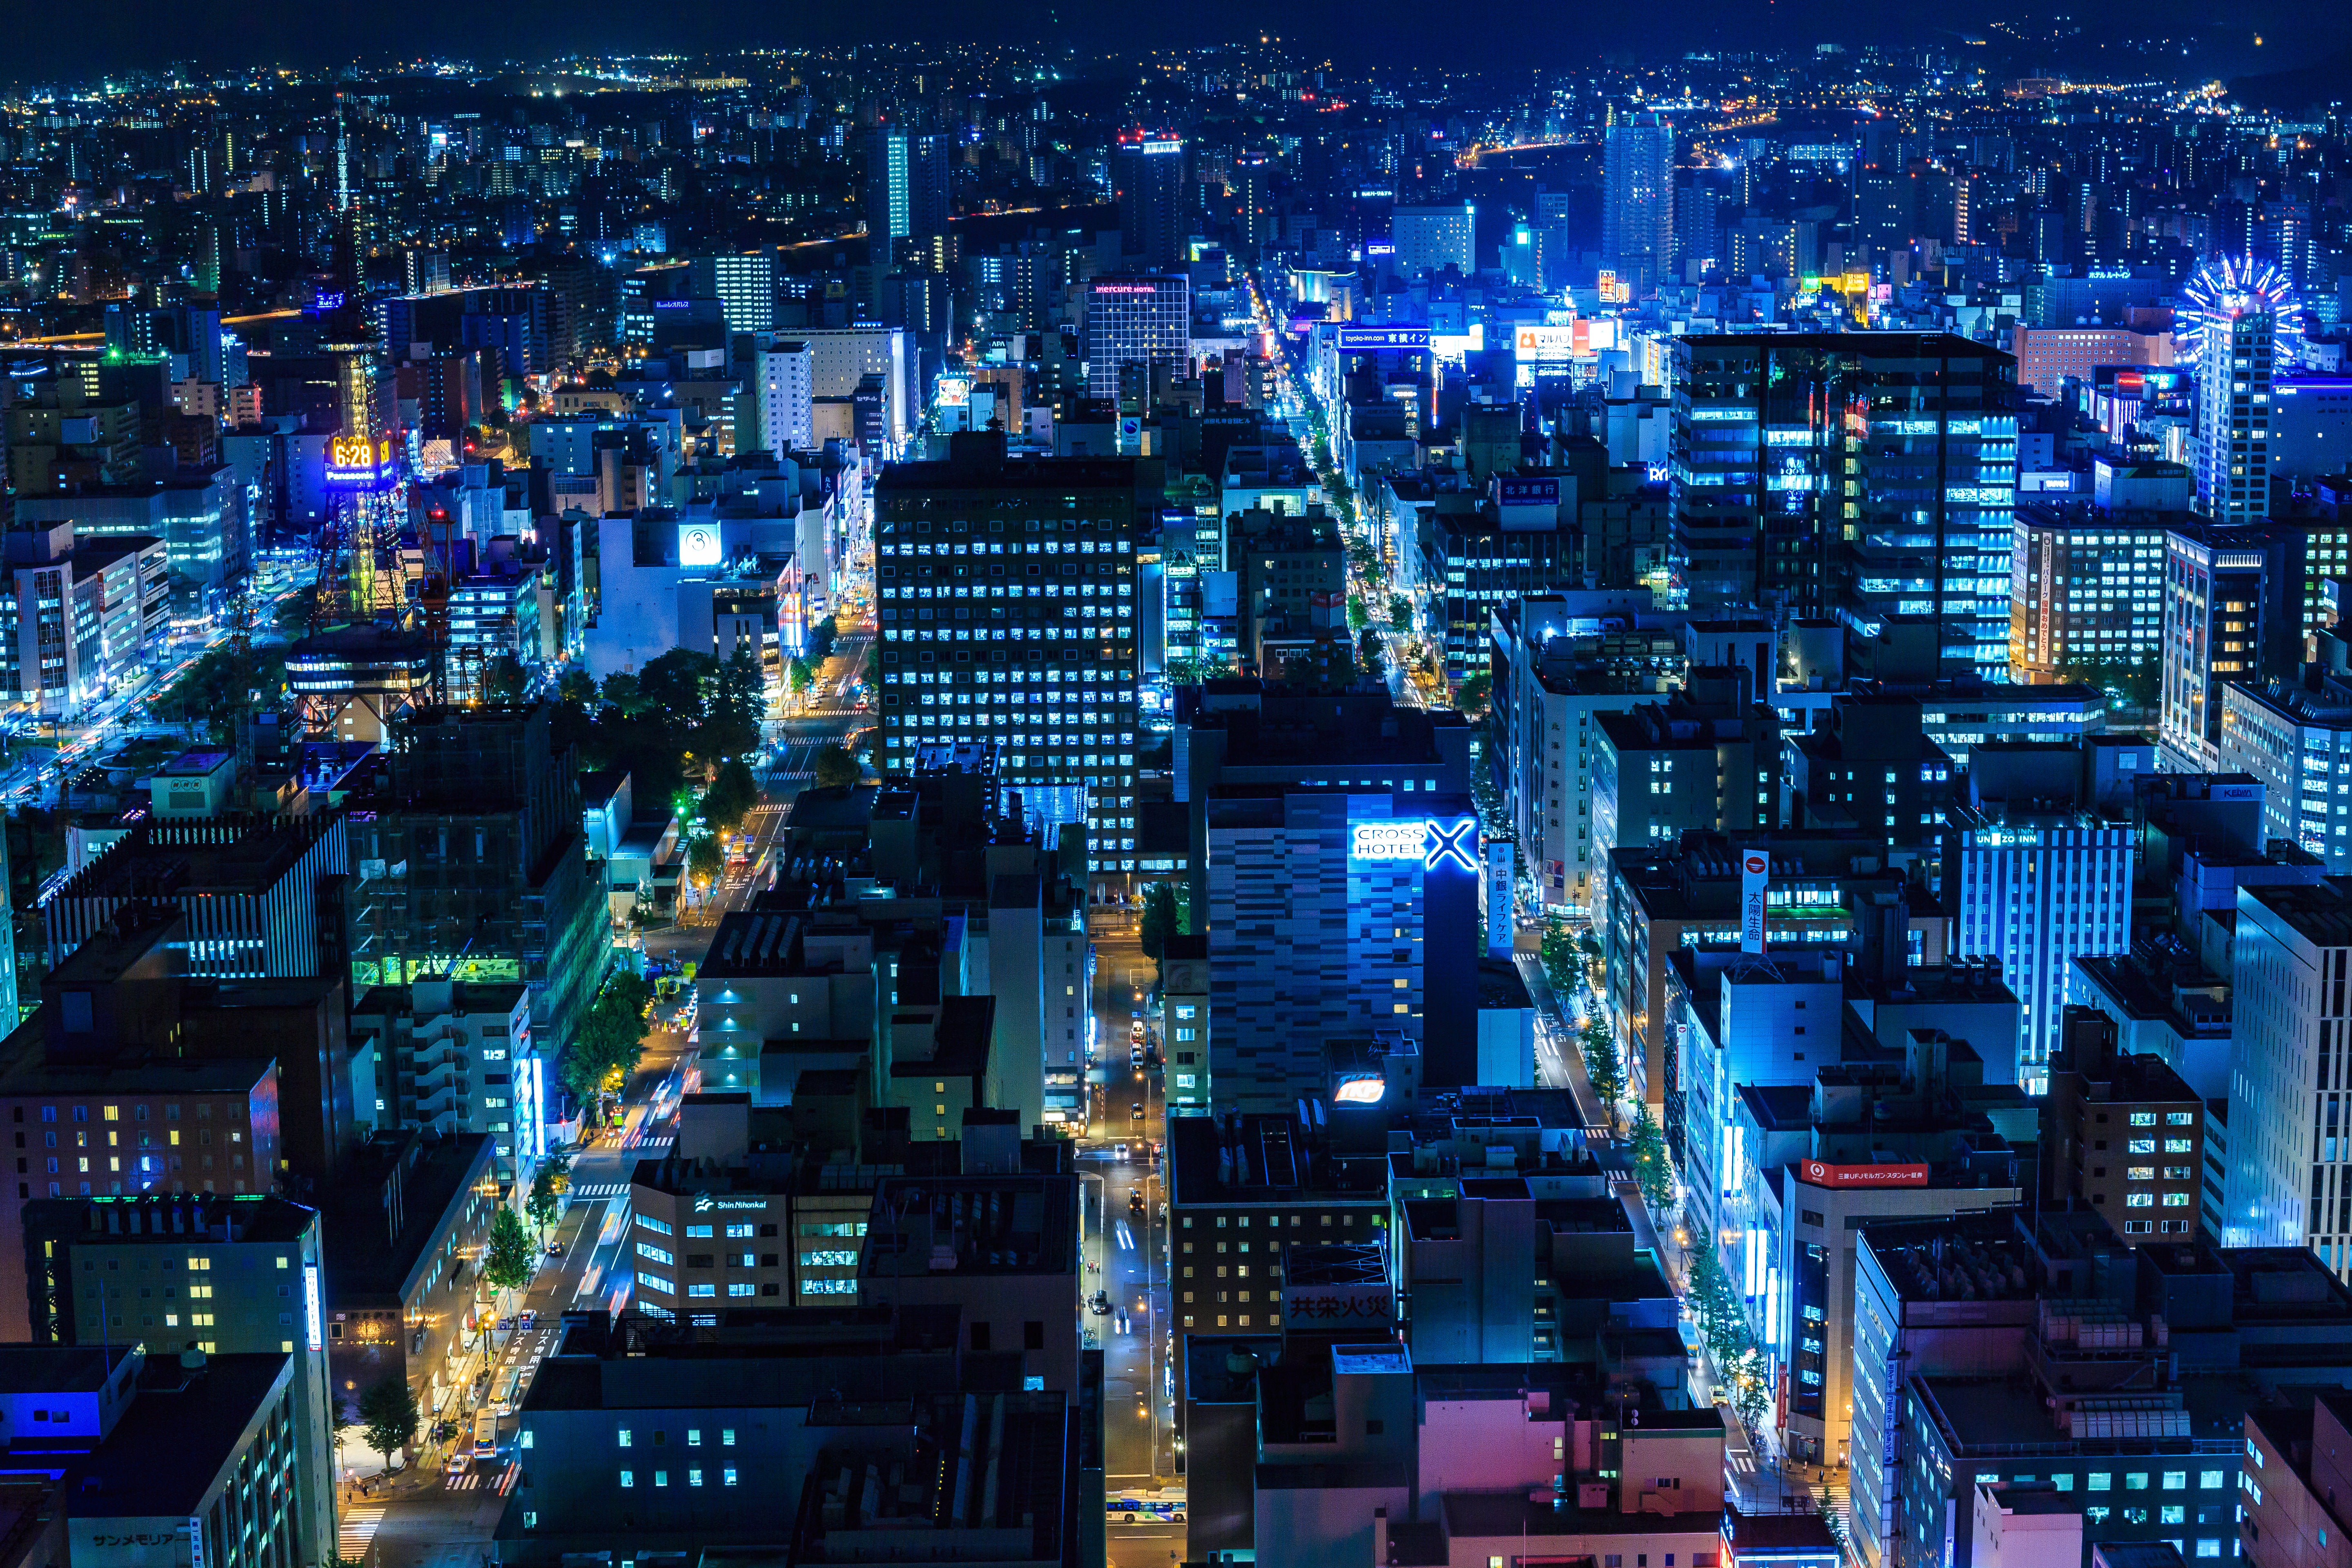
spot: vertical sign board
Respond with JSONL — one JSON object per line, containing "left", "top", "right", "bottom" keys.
{"left": 1740, "top": 851, "right": 1769, "bottom": 955}
{"left": 1485, "top": 837, "right": 1514, "bottom": 958}
{"left": 303, "top": 1261, "right": 324, "bottom": 1352}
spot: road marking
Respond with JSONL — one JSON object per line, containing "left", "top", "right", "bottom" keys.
{"left": 338, "top": 1503, "right": 385, "bottom": 1558}
{"left": 1115, "top": 1221, "right": 1134, "bottom": 1252}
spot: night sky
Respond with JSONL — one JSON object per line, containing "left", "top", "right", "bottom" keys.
{"left": 0, "top": 0, "right": 2345, "bottom": 89}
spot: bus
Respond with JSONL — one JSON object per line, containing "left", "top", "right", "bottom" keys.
{"left": 472, "top": 1412, "right": 499, "bottom": 1461}
{"left": 1107, "top": 1488, "right": 1185, "bottom": 1524}
{"left": 495, "top": 1369, "right": 523, "bottom": 1417}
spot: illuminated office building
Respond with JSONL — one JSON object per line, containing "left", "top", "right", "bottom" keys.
{"left": 2157, "top": 517, "right": 2303, "bottom": 772}
{"left": 1086, "top": 274, "right": 1190, "bottom": 401}
{"left": 1672, "top": 334, "right": 2018, "bottom": 679}
{"left": 689, "top": 252, "right": 775, "bottom": 334}
{"left": 1205, "top": 786, "right": 1480, "bottom": 1112}
{"left": 1944, "top": 744, "right": 2135, "bottom": 1094}
{"left": 872, "top": 433, "right": 1141, "bottom": 869}
{"left": 2009, "top": 505, "right": 2169, "bottom": 681}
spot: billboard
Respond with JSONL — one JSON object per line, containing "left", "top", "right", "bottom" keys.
{"left": 1338, "top": 324, "right": 1431, "bottom": 352}
{"left": 679, "top": 522, "right": 722, "bottom": 568}
{"left": 323, "top": 434, "right": 394, "bottom": 490}
{"left": 1496, "top": 476, "right": 1560, "bottom": 508}
{"left": 1801, "top": 1160, "right": 1930, "bottom": 1189}
{"left": 1513, "top": 324, "right": 1577, "bottom": 361}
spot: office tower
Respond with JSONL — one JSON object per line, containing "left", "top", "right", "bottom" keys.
{"left": 804, "top": 325, "right": 911, "bottom": 451}
{"left": 1387, "top": 203, "right": 1475, "bottom": 282}
{"left": 22, "top": 1195, "right": 336, "bottom": 1567}
{"left": 344, "top": 704, "right": 608, "bottom": 1076}
{"left": 1602, "top": 112, "right": 1675, "bottom": 296}
{"left": 754, "top": 340, "right": 814, "bottom": 456}
{"left": 2182, "top": 257, "right": 2300, "bottom": 522}
{"left": 1085, "top": 274, "right": 1189, "bottom": 401}
{"left": 1114, "top": 132, "right": 1187, "bottom": 270}
{"left": 871, "top": 434, "right": 1141, "bottom": 869}
{"left": 1945, "top": 744, "right": 2135, "bottom": 1094}
{"left": 2010, "top": 505, "right": 2169, "bottom": 682}
{"left": 688, "top": 252, "right": 774, "bottom": 334}
{"left": 2227, "top": 878, "right": 2352, "bottom": 1265}
{"left": 1672, "top": 334, "right": 2018, "bottom": 680}
{"left": 2157, "top": 517, "right": 2303, "bottom": 772}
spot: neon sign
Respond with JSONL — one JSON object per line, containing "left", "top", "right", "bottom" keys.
{"left": 1332, "top": 1077, "right": 1385, "bottom": 1105}
{"left": 1349, "top": 817, "right": 1479, "bottom": 872}
{"left": 1424, "top": 817, "right": 1478, "bottom": 875}
{"left": 303, "top": 1261, "right": 323, "bottom": 1352}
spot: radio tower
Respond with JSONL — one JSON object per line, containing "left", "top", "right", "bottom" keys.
{"left": 313, "top": 98, "right": 411, "bottom": 630}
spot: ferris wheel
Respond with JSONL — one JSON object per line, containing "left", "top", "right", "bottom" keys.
{"left": 2175, "top": 255, "right": 2306, "bottom": 372}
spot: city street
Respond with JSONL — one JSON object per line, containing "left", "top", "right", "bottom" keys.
{"left": 1078, "top": 916, "right": 1185, "bottom": 1564}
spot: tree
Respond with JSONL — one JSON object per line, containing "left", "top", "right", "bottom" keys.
{"left": 526, "top": 1156, "right": 569, "bottom": 1240}
{"left": 564, "top": 973, "right": 652, "bottom": 1109}
{"left": 1628, "top": 1102, "right": 1674, "bottom": 1213}
{"left": 1454, "top": 670, "right": 1492, "bottom": 718}
{"left": 1579, "top": 1013, "right": 1627, "bottom": 1121}
{"left": 687, "top": 832, "right": 725, "bottom": 890}
{"left": 701, "top": 757, "right": 760, "bottom": 835}
{"left": 1346, "top": 593, "right": 1369, "bottom": 631}
{"left": 556, "top": 667, "right": 598, "bottom": 708}
{"left": 702, "top": 648, "right": 767, "bottom": 758}
{"left": 483, "top": 1206, "right": 535, "bottom": 1293}
{"left": 1389, "top": 595, "right": 1411, "bottom": 632}
{"left": 1356, "top": 626, "right": 1386, "bottom": 674}
{"left": 1139, "top": 881, "right": 1183, "bottom": 961}
{"left": 786, "top": 656, "right": 815, "bottom": 696}
{"left": 356, "top": 1375, "right": 420, "bottom": 1472}
{"left": 813, "top": 744, "right": 861, "bottom": 790}
{"left": 808, "top": 615, "right": 839, "bottom": 662}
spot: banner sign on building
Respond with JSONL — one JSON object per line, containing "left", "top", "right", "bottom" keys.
{"left": 1801, "top": 1160, "right": 1930, "bottom": 1189}
{"left": 1338, "top": 325, "right": 1431, "bottom": 352}
{"left": 1740, "top": 851, "right": 1769, "bottom": 954}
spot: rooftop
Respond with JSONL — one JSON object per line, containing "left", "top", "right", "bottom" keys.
{"left": 63, "top": 1353, "right": 291, "bottom": 1518}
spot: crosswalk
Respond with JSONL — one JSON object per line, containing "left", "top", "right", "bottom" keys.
{"left": 337, "top": 1502, "right": 384, "bottom": 1559}
{"left": 570, "top": 1182, "right": 628, "bottom": 1199}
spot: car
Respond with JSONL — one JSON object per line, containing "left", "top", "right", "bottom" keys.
{"left": 1089, "top": 1291, "right": 1112, "bottom": 1314}
{"left": 1129, "top": 1019, "right": 1145, "bottom": 1042}
{"left": 1128, "top": 1191, "right": 1145, "bottom": 1215}
{"left": 546, "top": 1241, "right": 565, "bottom": 1257}
{"left": 1114, "top": 1310, "right": 1129, "bottom": 1334}
{"left": 1113, "top": 1143, "right": 1129, "bottom": 1162}
{"left": 445, "top": 1454, "right": 471, "bottom": 1478}
{"left": 1130, "top": 1102, "right": 1146, "bottom": 1121}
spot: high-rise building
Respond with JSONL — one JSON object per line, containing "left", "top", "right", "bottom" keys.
{"left": 688, "top": 252, "right": 774, "bottom": 334}
{"left": 1114, "top": 132, "right": 1187, "bottom": 270}
{"left": 871, "top": 434, "right": 1141, "bottom": 869}
{"left": 1085, "top": 274, "right": 1189, "bottom": 401}
{"left": 2225, "top": 877, "right": 2352, "bottom": 1265}
{"left": 754, "top": 340, "right": 813, "bottom": 457}
{"left": 1946, "top": 744, "right": 2137, "bottom": 1094}
{"left": 2223, "top": 625, "right": 2352, "bottom": 869}
{"left": 1672, "top": 334, "right": 2018, "bottom": 679}
{"left": 861, "top": 129, "right": 949, "bottom": 260}
{"left": 1388, "top": 203, "right": 1475, "bottom": 282}
{"left": 2010, "top": 504, "right": 2170, "bottom": 682}
{"left": 2157, "top": 517, "right": 2304, "bottom": 772}
{"left": 1602, "top": 113, "right": 1675, "bottom": 296}
{"left": 2184, "top": 261, "right": 2296, "bottom": 522}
